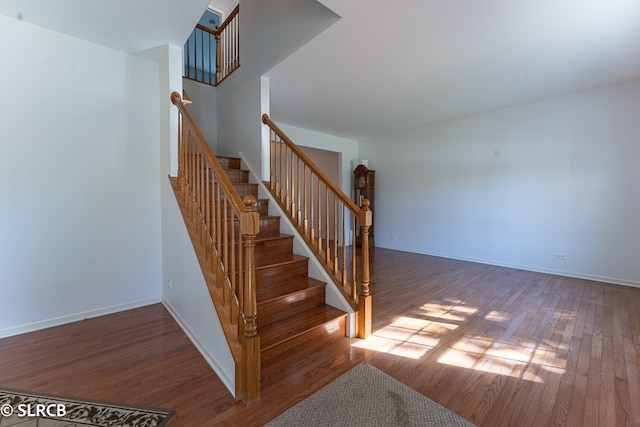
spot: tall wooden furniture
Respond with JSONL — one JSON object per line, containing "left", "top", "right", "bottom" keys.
{"left": 354, "top": 164, "right": 375, "bottom": 247}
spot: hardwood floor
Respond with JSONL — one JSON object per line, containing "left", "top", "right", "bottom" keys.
{"left": 1, "top": 248, "right": 639, "bottom": 426}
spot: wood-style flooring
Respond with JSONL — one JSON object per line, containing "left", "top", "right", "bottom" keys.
{"left": 1, "top": 248, "right": 639, "bottom": 426}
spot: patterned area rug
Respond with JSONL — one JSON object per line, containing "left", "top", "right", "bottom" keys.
{"left": 265, "top": 362, "right": 476, "bottom": 427}
{"left": 0, "top": 388, "right": 174, "bottom": 427}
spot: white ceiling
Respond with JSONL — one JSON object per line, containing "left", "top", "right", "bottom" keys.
{"left": 0, "top": 0, "right": 211, "bottom": 53}
{"left": 2, "top": 0, "right": 638, "bottom": 141}
{"left": 267, "top": 0, "right": 640, "bottom": 139}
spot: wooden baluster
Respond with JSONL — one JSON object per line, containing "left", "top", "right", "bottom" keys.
{"left": 184, "top": 37, "right": 190, "bottom": 79}
{"left": 230, "top": 207, "right": 237, "bottom": 319}
{"left": 222, "top": 196, "right": 230, "bottom": 305}
{"left": 214, "top": 32, "right": 221, "bottom": 84}
{"left": 342, "top": 205, "right": 348, "bottom": 287}
{"left": 215, "top": 180, "right": 223, "bottom": 292}
{"left": 325, "top": 185, "right": 330, "bottom": 264}
{"left": 316, "top": 177, "right": 322, "bottom": 253}
{"left": 239, "top": 195, "right": 260, "bottom": 405}
{"left": 309, "top": 174, "right": 315, "bottom": 242}
{"left": 197, "top": 150, "right": 203, "bottom": 242}
{"left": 279, "top": 139, "right": 284, "bottom": 202}
{"left": 226, "top": 27, "right": 230, "bottom": 76}
{"left": 285, "top": 145, "right": 290, "bottom": 209}
{"left": 177, "top": 112, "right": 184, "bottom": 191}
{"left": 234, "top": 15, "right": 240, "bottom": 68}
{"left": 199, "top": 28, "right": 204, "bottom": 83}
{"left": 351, "top": 214, "right": 357, "bottom": 301}
{"left": 236, "top": 207, "right": 244, "bottom": 331}
{"left": 188, "top": 139, "right": 195, "bottom": 212}
{"left": 333, "top": 196, "right": 340, "bottom": 277}
{"left": 290, "top": 154, "right": 296, "bottom": 219}
{"left": 269, "top": 132, "right": 275, "bottom": 191}
{"left": 295, "top": 157, "right": 300, "bottom": 224}
{"left": 205, "top": 161, "right": 212, "bottom": 263}
{"left": 207, "top": 32, "right": 212, "bottom": 84}
{"left": 357, "top": 199, "right": 372, "bottom": 338}
{"left": 303, "top": 165, "right": 308, "bottom": 234}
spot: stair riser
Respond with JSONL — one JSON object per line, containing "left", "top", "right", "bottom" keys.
{"left": 258, "top": 216, "right": 280, "bottom": 237}
{"left": 232, "top": 183, "right": 258, "bottom": 198}
{"left": 256, "top": 259, "right": 309, "bottom": 287}
{"left": 261, "top": 315, "right": 346, "bottom": 377}
{"left": 217, "top": 156, "right": 241, "bottom": 169}
{"left": 223, "top": 169, "right": 249, "bottom": 183}
{"left": 254, "top": 237, "right": 294, "bottom": 266}
{"left": 218, "top": 236, "right": 292, "bottom": 267}
{"left": 255, "top": 199, "right": 269, "bottom": 216}
{"left": 258, "top": 285, "right": 326, "bottom": 328}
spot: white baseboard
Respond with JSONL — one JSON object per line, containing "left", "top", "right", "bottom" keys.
{"left": 0, "top": 296, "right": 162, "bottom": 339}
{"left": 376, "top": 244, "right": 640, "bottom": 289}
{"left": 161, "top": 299, "right": 235, "bottom": 397}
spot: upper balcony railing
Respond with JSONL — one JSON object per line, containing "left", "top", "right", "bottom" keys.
{"left": 184, "top": 5, "right": 240, "bottom": 87}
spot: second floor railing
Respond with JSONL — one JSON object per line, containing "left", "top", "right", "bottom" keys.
{"left": 184, "top": 5, "right": 240, "bottom": 87}
{"left": 261, "top": 114, "right": 373, "bottom": 338}
{"left": 184, "top": 23, "right": 216, "bottom": 85}
{"left": 214, "top": 5, "right": 240, "bottom": 85}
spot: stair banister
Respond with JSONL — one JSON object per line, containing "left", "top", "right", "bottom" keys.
{"left": 261, "top": 114, "right": 373, "bottom": 338}
{"left": 170, "top": 91, "right": 260, "bottom": 404}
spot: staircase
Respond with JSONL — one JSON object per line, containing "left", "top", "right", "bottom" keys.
{"left": 216, "top": 155, "right": 348, "bottom": 378}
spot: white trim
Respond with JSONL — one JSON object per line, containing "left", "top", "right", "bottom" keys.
{"left": 376, "top": 244, "right": 640, "bottom": 290}
{"left": 0, "top": 296, "right": 162, "bottom": 339}
{"left": 206, "top": 6, "right": 225, "bottom": 23}
{"left": 161, "top": 299, "right": 236, "bottom": 396}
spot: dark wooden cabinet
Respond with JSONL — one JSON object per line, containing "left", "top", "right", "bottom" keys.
{"left": 354, "top": 164, "right": 375, "bottom": 247}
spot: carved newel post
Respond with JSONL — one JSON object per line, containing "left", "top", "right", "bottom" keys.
{"left": 239, "top": 195, "right": 260, "bottom": 404}
{"left": 358, "top": 199, "right": 372, "bottom": 338}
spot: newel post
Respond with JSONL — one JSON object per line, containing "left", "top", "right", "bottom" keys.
{"left": 214, "top": 32, "right": 221, "bottom": 85}
{"left": 357, "top": 199, "right": 372, "bottom": 339}
{"left": 239, "top": 195, "right": 260, "bottom": 404}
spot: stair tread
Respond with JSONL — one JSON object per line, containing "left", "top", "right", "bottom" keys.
{"left": 260, "top": 305, "right": 346, "bottom": 351}
{"left": 255, "top": 253, "right": 307, "bottom": 270}
{"left": 255, "top": 233, "right": 292, "bottom": 243}
{"left": 257, "top": 277, "right": 325, "bottom": 303}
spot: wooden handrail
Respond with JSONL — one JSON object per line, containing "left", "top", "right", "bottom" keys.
{"left": 171, "top": 91, "right": 260, "bottom": 404}
{"left": 262, "top": 115, "right": 361, "bottom": 214}
{"left": 214, "top": 4, "right": 239, "bottom": 37}
{"left": 196, "top": 23, "right": 216, "bottom": 35}
{"left": 171, "top": 92, "right": 245, "bottom": 213}
{"left": 261, "top": 114, "right": 372, "bottom": 338}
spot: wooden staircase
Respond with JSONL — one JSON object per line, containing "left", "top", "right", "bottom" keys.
{"left": 216, "top": 156, "right": 348, "bottom": 378}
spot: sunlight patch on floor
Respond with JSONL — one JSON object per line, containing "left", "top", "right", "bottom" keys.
{"left": 352, "top": 317, "right": 457, "bottom": 359}
{"left": 437, "top": 336, "right": 567, "bottom": 383}
{"left": 418, "top": 302, "right": 478, "bottom": 323}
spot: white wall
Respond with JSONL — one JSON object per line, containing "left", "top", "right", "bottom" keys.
{"left": 278, "top": 123, "right": 359, "bottom": 198}
{"left": 160, "top": 46, "right": 235, "bottom": 395}
{"left": 0, "top": 16, "right": 163, "bottom": 336}
{"left": 360, "top": 80, "right": 640, "bottom": 287}
{"left": 216, "top": 0, "right": 339, "bottom": 177}
{"left": 160, "top": 181, "right": 235, "bottom": 393}
{"left": 184, "top": 79, "right": 218, "bottom": 152}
